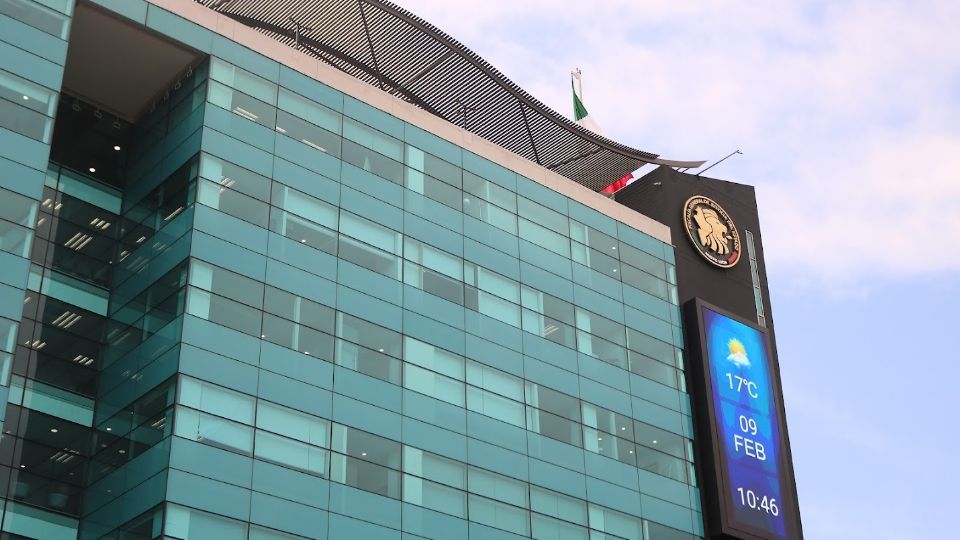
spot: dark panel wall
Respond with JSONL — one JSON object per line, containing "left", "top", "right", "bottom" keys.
{"left": 617, "top": 167, "right": 803, "bottom": 539}
{"left": 615, "top": 166, "right": 768, "bottom": 323}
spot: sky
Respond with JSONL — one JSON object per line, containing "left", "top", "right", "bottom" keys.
{"left": 394, "top": 1, "right": 960, "bottom": 538}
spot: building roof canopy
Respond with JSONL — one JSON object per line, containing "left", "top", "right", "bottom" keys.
{"left": 196, "top": 0, "right": 705, "bottom": 191}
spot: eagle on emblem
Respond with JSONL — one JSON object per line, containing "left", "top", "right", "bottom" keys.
{"left": 692, "top": 206, "right": 731, "bottom": 255}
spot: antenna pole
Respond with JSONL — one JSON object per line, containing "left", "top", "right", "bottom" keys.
{"left": 697, "top": 149, "right": 743, "bottom": 177}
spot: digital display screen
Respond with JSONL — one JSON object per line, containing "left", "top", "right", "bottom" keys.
{"left": 689, "top": 301, "right": 801, "bottom": 540}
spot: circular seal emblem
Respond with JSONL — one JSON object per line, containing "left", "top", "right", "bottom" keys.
{"left": 682, "top": 195, "right": 741, "bottom": 268}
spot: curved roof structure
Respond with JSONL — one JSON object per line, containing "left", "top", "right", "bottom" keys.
{"left": 195, "top": 0, "right": 705, "bottom": 191}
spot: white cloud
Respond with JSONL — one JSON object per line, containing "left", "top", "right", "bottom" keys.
{"left": 394, "top": 0, "right": 960, "bottom": 286}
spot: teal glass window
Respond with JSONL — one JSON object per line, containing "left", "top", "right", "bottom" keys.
{"left": 186, "top": 288, "right": 262, "bottom": 336}
{"left": 174, "top": 406, "right": 253, "bottom": 455}
{"left": 403, "top": 336, "right": 464, "bottom": 379}
{"left": 402, "top": 474, "right": 467, "bottom": 517}
{"left": 468, "top": 467, "right": 528, "bottom": 508}
{"left": 525, "top": 383, "right": 580, "bottom": 422}
{"left": 403, "top": 261, "right": 463, "bottom": 304}
{"left": 209, "top": 58, "right": 278, "bottom": 104}
{"left": 634, "top": 421, "right": 689, "bottom": 461}
{"left": 275, "top": 110, "right": 341, "bottom": 156}
{"left": 189, "top": 260, "right": 264, "bottom": 309}
{"left": 0, "top": 187, "right": 39, "bottom": 227}
{"left": 465, "top": 361, "right": 524, "bottom": 426}
{"left": 521, "top": 286, "right": 576, "bottom": 348}
{"left": 530, "top": 486, "right": 588, "bottom": 526}
{"left": 199, "top": 154, "right": 271, "bottom": 201}
{"left": 0, "top": 0, "right": 71, "bottom": 38}
{"left": 277, "top": 87, "right": 341, "bottom": 133}
{"left": 271, "top": 183, "right": 338, "bottom": 229}
{"left": 621, "top": 263, "right": 670, "bottom": 301}
{"left": 517, "top": 196, "right": 567, "bottom": 235}
{"left": 646, "top": 520, "right": 697, "bottom": 540}
{"left": 403, "top": 363, "right": 464, "bottom": 406}
{"left": 587, "top": 504, "right": 643, "bottom": 540}
{"left": 468, "top": 494, "right": 530, "bottom": 536}
{"left": 330, "top": 424, "right": 402, "bottom": 497}
{"left": 629, "top": 352, "right": 679, "bottom": 388}
{"left": 406, "top": 145, "right": 461, "bottom": 188}
{"left": 165, "top": 504, "right": 248, "bottom": 539}
{"left": 207, "top": 80, "right": 276, "bottom": 127}
{"left": 405, "top": 237, "right": 461, "bottom": 279}
{"left": 518, "top": 218, "right": 570, "bottom": 257}
{"left": 335, "top": 313, "right": 402, "bottom": 384}
{"left": 405, "top": 167, "right": 462, "bottom": 210}
{"left": 342, "top": 117, "right": 402, "bottom": 161}
{"left": 197, "top": 178, "right": 269, "bottom": 227}
{"left": 270, "top": 210, "right": 338, "bottom": 255}
{"left": 339, "top": 211, "right": 400, "bottom": 255}
{"left": 618, "top": 241, "right": 666, "bottom": 278}
{"left": 572, "top": 242, "right": 621, "bottom": 280}
{"left": 626, "top": 327, "right": 677, "bottom": 367}
{"left": 575, "top": 308, "right": 625, "bottom": 346}
{"left": 261, "top": 313, "right": 334, "bottom": 359}
{"left": 263, "top": 286, "right": 334, "bottom": 333}
{"left": 635, "top": 445, "right": 687, "bottom": 482}
{"left": 582, "top": 402, "right": 634, "bottom": 440}
{"left": 178, "top": 376, "right": 255, "bottom": 424}
{"left": 463, "top": 171, "right": 515, "bottom": 211}
{"left": 254, "top": 401, "right": 330, "bottom": 476}
{"left": 571, "top": 220, "right": 618, "bottom": 253}
{"left": 584, "top": 427, "right": 637, "bottom": 466}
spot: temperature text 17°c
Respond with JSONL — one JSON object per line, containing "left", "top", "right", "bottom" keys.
{"left": 725, "top": 373, "right": 759, "bottom": 398}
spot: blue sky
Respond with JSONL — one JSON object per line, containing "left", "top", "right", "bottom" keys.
{"left": 396, "top": 1, "right": 960, "bottom": 537}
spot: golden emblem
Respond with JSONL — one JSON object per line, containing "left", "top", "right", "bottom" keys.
{"left": 682, "top": 196, "right": 741, "bottom": 268}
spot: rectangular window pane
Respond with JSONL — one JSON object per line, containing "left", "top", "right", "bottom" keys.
{"left": 0, "top": 69, "right": 57, "bottom": 115}
{"left": 468, "top": 494, "right": 530, "bottom": 536}
{"left": 207, "top": 80, "right": 276, "bottom": 127}
{"left": 403, "top": 363, "right": 465, "bottom": 406}
{"left": 209, "top": 58, "right": 277, "bottom": 103}
{"left": 185, "top": 288, "right": 262, "bottom": 337}
{"left": 197, "top": 178, "right": 269, "bottom": 227}
{"left": 174, "top": 407, "right": 253, "bottom": 455}
{"left": 275, "top": 110, "right": 341, "bottom": 157}
{"left": 261, "top": 313, "right": 334, "bottom": 360}
{"left": 343, "top": 117, "right": 402, "bottom": 161}
{"left": 189, "top": 260, "right": 264, "bottom": 309}
{"left": 254, "top": 430, "right": 328, "bottom": 477}
{"left": 466, "top": 386, "right": 524, "bottom": 427}
{"left": 179, "top": 376, "right": 255, "bottom": 424}
{"left": 256, "top": 401, "right": 329, "bottom": 447}
{"left": 339, "top": 211, "right": 401, "bottom": 255}
{"left": 0, "top": 97, "right": 53, "bottom": 142}
{"left": 402, "top": 447, "right": 466, "bottom": 489}
{"left": 277, "top": 88, "right": 341, "bottom": 133}
{"left": 263, "top": 286, "right": 334, "bottom": 333}
{"left": 0, "top": 0, "right": 70, "bottom": 38}
{"left": 270, "top": 210, "right": 338, "bottom": 255}
{"left": 402, "top": 475, "right": 466, "bottom": 517}
{"left": 199, "top": 153, "right": 271, "bottom": 201}
{"left": 518, "top": 218, "right": 569, "bottom": 257}
{"left": 403, "top": 337, "right": 464, "bottom": 380}
{"left": 466, "top": 361, "right": 522, "bottom": 401}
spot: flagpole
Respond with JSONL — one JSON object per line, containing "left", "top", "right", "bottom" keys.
{"left": 571, "top": 67, "right": 583, "bottom": 100}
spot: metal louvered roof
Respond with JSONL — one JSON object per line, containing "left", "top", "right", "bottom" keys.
{"left": 194, "top": 0, "right": 705, "bottom": 191}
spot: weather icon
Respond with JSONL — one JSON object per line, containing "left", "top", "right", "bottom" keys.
{"left": 726, "top": 338, "right": 751, "bottom": 368}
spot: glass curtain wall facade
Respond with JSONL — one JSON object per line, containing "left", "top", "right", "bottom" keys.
{"left": 0, "top": 1, "right": 705, "bottom": 539}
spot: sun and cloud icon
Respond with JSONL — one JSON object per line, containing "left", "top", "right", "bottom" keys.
{"left": 726, "top": 338, "right": 751, "bottom": 368}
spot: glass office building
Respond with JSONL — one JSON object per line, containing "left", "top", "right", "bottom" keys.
{"left": 0, "top": 1, "right": 712, "bottom": 539}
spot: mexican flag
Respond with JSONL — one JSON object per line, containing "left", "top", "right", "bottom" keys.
{"left": 572, "top": 79, "right": 605, "bottom": 137}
